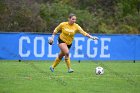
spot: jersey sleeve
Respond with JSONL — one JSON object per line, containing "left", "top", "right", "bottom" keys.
{"left": 54, "top": 22, "right": 64, "bottom": 33}
{"left": 76, "top": 24, "right": 87, "bottom": 36}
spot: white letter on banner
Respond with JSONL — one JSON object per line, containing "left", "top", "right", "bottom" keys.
{"left": 100, "top": 38, "right": 111, "bottom": 58}
{"left": 34, "top": 37, "right": 45, "bottom": 57}
{"left": 19, "top": 36, "right": 30, "bottom": 57}
{"left": 87, "top": 39, "right": 98, "bottom": 58}
{"left": 73, "top": 37, "right": 84, "bottom": 58}
{"left": 48, "top": 37, "right": 58, "bottom": 57}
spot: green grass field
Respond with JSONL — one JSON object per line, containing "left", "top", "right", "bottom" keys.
{"left": 0, "top": 60, "right": 140, "bottom": 93}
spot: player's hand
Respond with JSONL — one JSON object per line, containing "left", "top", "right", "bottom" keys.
{"left": 48, "top": 38, "right": 54, "bottom": 45}
{"left": 90, "top": 36, "right": 99, "bottom": 40}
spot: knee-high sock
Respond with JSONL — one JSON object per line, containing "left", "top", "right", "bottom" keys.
{"left": 65, "top": 57, "right": 71, "bottom": 69}
{"left": 52, "top": 57, "right": 61, "bottom": 68}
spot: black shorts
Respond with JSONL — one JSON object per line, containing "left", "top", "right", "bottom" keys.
{"left": 58, "top": 37, "right": 72, "bottom": 49}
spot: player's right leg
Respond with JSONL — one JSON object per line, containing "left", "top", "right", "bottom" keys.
{"left": 50, "top": 51, "right": 64, "bottom": 72}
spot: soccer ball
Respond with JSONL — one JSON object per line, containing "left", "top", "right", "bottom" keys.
{"left": 95, "top": 66, "right": 104, "bottom": 75}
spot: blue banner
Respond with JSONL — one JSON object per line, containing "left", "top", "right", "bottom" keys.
{"left": 0, "top": 32, "right": 140, "bottom": 60}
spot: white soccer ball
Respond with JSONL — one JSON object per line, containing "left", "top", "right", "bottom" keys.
{"left": 95, "top": 66, "right": 104, "bottom": 75}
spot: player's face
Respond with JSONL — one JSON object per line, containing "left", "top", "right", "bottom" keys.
{"left": 69, "top": 16, "right": 76, "bottom": 25}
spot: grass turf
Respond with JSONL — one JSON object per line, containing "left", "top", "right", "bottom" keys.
{"left": 0, "top": 60, "right": 140, "bottom": 93}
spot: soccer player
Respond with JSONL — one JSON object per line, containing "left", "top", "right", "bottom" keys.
{"left": 49, "top": 13, "right": 98, "bottom": 73}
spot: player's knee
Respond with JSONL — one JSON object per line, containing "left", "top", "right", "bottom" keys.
{"left": 65, "top": 52, "right": 69, "bottom": 57}
{"left": 58, "top": 55, "right": 64, "bottom": 59}
{"left": 58, "top": 53, "right": 64, "bottom": 59}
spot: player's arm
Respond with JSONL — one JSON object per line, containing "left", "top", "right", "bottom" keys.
{"left": 49, "top": 23, "right": 63, "bottom": 45}
{"left": 48, "top": 31, "right": 56, "bottom": 45}
{"left": 77, "top": 24, "right": 99, "bottom": 40}
{"left": 86, "top": 33, "right": 99, "bottom": 40}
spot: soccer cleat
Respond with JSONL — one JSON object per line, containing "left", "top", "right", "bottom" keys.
{"left": 68, "top": 68, "right": 74, "bottom": 73}
{"left": 50, "top": 66, "right": 54, "bottom": 72}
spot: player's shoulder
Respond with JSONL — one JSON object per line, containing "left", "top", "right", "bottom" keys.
{"left": 74, "top": 23, "right": 80, "bottom": 26}
{"left": 60, "top": 22, "right": 68, "bottom": 25}
{"left": 74, "top": 23, "right": 81, "bottom": 28}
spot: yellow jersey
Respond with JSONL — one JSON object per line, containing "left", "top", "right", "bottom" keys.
{"left": 54, "top": 22, "right": 87, "bottom": 45}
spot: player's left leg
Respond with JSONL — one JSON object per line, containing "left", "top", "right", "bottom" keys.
{"left": 65, "top": 57, "right": 74, "bottom": 73}
{"left": 58, "top": 43, "right": 74, "bottom": 73}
